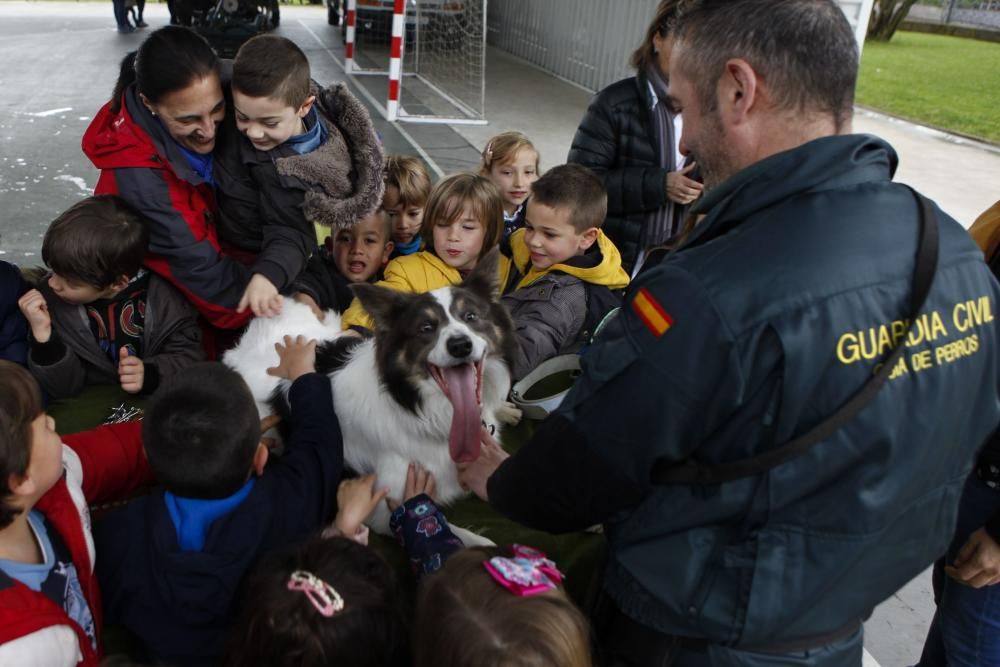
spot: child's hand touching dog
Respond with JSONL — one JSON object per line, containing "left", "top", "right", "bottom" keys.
{"left": 332, "top": 474, "right": 391, "bottom": 542}
{"left": 386, "top": 462, "right": 438, "bottom": 512}
{"left": 266, "top": 335, "right": 316, "bottom": 382}
{"left": 238, "top": 273, "right": 283, "bottom": 318}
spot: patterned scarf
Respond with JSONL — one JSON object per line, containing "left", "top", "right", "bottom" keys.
{"left": 644, "top": 65, "right": 681, "bottom": 248}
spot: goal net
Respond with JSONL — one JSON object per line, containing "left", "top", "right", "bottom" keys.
{"left": 344, "top": 0, "right": 487, "bottom": 124}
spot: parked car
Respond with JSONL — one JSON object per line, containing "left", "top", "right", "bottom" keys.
{"left": 331, "top": 0, "right": 467, "bottom": 43}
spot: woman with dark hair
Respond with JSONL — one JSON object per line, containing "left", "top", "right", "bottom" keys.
{"left": 567, "top": 0, "right": 701, "bottom": 275}
{"left": 83, "top": 26, "right": 251, "bottom": 332}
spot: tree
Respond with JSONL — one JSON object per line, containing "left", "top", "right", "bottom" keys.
{"left": 867, "top": 0, "right": 920, "bottom": 41}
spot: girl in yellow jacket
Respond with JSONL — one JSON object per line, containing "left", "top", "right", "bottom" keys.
{"left": 341, "top": 173, "right": 512, "bottom": 330}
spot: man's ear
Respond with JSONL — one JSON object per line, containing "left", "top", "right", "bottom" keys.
{"left": 253, "top": 442, "right": 269, "bottom": 476}
{"left": 720, "top": 58, "right": 758, "bottom": 123}
{"left": 579, "top": 227, "right": 599, "bottom": 251}
{"left": 351, "top": 283, "right": 412, "bottom": 331}
{"left": 463, "top": 247, "right": 500, "bottom": 301}
{"left": 298, "top": 95, "right": 317, "bottom": 118}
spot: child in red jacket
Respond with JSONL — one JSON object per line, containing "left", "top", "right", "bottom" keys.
{"left": 0, "top": 361, "right": 152, "bottom": 666}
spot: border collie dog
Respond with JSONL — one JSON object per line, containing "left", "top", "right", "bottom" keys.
{"left": 224, "top": 250, "right": 516, "bottom": 533}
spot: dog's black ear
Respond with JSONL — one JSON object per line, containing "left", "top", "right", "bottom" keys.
{"left": 463, "top": 247, "right": 500, "bottom": 301}
{"left": 350, "top": 283, "right": 411, "bottom": 331}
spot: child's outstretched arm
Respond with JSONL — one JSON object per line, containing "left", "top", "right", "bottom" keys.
{"left": 61, "top": 419, "right": 153, "bottom": 506}
{"left": 263, "top": 335, "right": 344, "bottom": 543}
{"left": 388, "top": 463, "right": 465, "bottom": 578}
{"left": 19, "top": 288, "right": 87, "bottom": 398}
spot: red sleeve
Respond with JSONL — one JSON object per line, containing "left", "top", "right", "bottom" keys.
{"left": 62, "top": 421, "right": 154, "bottom": 506}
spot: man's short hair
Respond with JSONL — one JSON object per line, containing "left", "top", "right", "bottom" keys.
{"left": 673, "top": 0, "right": 858, "bottom": 131}
{"left": 233, "top": 35, "right": 312, "bottom": 109}
{"left": 530, "top": 164, "right": 608, "bottom": 233}
{"left": 143, "top": 363, "right": 261, "bottom": 499}
{"left": 41, "top": 195, "right": 149, "bottom": 288}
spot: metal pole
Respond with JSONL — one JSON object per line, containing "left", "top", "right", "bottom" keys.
{"left": 480, "top": 0, "right": 487, "bottom": 119}
{"left": 387, "top": 0, "right": 405, "bottom": 121}
{"left": 345, "top": 0, "right": 356, "bottom": 73}
{"left": 944, "top": 0, "right": 958, "bottom": 24}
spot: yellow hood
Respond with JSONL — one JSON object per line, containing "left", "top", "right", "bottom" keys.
{"left": 341, "top": 249, "right": 512, "bottom": 330}
{"left": 510, "top": 228, "right": 630, "bottom": 291}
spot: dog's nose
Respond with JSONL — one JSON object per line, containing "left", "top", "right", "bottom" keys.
{"left": 446, "top": 335, "right": 473, "bottom": 359}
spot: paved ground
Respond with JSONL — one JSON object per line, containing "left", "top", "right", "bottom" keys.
{"left": 3, "top": 3, "right": 999, "bottom": 664}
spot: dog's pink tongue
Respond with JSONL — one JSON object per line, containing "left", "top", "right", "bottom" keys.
{"left": 443, "top": 365, "right": 481, "bottom": 463}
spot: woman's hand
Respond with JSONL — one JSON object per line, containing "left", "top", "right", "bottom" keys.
{"left": 238, "top": 274, "right": 283, "bottom": 318}
{"left": 666, "top": 163, "right": 703, "bottom": 205}
{"left": 291, "top": 292, "right": 325, "bottom": 321}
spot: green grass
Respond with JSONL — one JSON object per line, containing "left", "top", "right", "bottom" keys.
{"left": 857, "top": 31, "right": 1000, "bottom": 144}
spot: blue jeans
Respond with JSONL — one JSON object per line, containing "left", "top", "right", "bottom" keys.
{"left": 917, "top": 474, "right": 1000, "bottom": 667}
{"left": 112, "top": 0, "right": 127, "bottom": 27}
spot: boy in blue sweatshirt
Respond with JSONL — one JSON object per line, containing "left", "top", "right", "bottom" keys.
{"left": 94, "top": 338, "right": 343, "bottom": 666}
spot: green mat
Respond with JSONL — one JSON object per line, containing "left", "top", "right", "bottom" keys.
{"left": 49, "top": 385, "right": 606, "bottom": 612}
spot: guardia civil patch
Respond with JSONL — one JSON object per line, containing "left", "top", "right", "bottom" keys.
{"left": 632, "top": 287, "right": 673, "bottom": 336}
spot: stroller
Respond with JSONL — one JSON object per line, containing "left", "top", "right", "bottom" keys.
{"left": 174, "top": 0, "right": 279, "bottom": 57}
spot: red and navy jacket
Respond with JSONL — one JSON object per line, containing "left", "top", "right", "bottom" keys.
{"left": 0, "top": 421, "right": 153, "bottom": 666}
{"left": 82, "top": 87, "right": 251, "bottom": 330}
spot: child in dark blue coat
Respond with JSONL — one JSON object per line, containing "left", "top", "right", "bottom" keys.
{"left": 0, "top": 261, "right": 29, "bottom": 365}
{"left": 94, "top": 337, "right": 344, "bottom": 666}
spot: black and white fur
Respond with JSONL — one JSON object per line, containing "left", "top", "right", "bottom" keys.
{"left": 224, "top": 250, "right": 517, "bottom": 534}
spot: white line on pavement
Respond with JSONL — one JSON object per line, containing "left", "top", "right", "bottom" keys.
{"left": 864, "top": 648, "right": 882, "bottom": 667}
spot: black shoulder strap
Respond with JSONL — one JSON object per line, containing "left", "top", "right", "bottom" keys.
{"left": 652, "top": 187, "right": 939, "bottom": 485}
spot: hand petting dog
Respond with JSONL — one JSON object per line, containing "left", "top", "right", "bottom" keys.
{"left": 328, "top": 465, "right": 440, "bottom": 544}
{"left": 458, "top": 426, "right": 509, "bottom": 501}
{"left": 332, "top": 474, "right": 390, "bottom": 543}
{"left": 265, "top": 335, "right": 317, "bottom": 381}
{"left": 386, "top": 463, "right": 438, "bottom": 512}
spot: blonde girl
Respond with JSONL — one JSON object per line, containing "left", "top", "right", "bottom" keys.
{"left": 340, "top": 173, "right": 509, "bottom": 330}
{"left": 480, "top": 132, "right": 540, "bottom": 238}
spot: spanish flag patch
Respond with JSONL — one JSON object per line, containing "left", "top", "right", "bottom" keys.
{"left": 632, "top": 287, "right": 674, "bottom": 336}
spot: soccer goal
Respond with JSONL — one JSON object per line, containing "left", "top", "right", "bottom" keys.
{"left": 343, "top": 0, "right": 487, "bottom": 125}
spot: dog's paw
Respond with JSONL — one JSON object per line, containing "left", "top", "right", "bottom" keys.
{"left": 495, "top": 401, "right": 522, "bottom": 425}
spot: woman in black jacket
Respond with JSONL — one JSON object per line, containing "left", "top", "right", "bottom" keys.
{"left": 567, "top": 0, "right": 701, "bottom": 274}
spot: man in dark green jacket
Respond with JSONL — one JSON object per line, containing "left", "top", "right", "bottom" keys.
{"left": 460, "top": 1, "right": 1000, "bottom": 665}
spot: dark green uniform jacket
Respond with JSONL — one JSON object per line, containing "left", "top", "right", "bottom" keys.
{"left": 488, "top": 134, "right": 1000, "bottom": 647}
